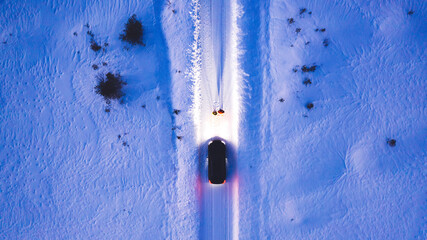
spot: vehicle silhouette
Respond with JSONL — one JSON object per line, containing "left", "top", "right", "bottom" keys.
{"left": 208, "top": 140, "right": 227, "bottom": 184}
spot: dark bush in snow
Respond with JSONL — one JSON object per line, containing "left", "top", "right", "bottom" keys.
{"left": 92, "top": 64, "right": 99, "bottom": 70}
{"left": 387, "top": 139, "right": 396, "bottom": 147}
{"left": 407, "top": 10, "right": 414, "bottom": 15}
{"left": 95, "top": 72, "right": 126, "bottom": 101}
{"left": 166, "top": 0, "right": 177, "bottom": 14}
{"left": 292, "top": 66, "right": 299, "bottom": 72}
{"left": 90, "top": 39, "right": 102, "bottom": 52}
{"left": 300, "top": 8, "right": 307, "bottom": 15}
{"left": 173, "top": 109, "right": 181, "bottom": 115}
{"left": 301, "top": 65, "right": 317, "bottom": 72}
{"left": 323, "top": 38, "right": 329, "bottom": 47}
{"left": 306, "top": 102, "right": 314, "bottom": 110}
{"left": 87, "top": 30, "right": 94, "bottom": 38}
{"left": 303, "top": 78, "right": 312, "bottom": 85}
{"left": 287, "top": 18, "right": 295, "bottom": 24}
{"left": 296, "top": 28, "right": 301, "bottom": 33}
{"left": 120, "top": 15, "right": 144, "bottom": 46}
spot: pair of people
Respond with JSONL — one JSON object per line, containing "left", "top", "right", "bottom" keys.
{"left": 212, "top": 109, "right": 225, "bottom": 115}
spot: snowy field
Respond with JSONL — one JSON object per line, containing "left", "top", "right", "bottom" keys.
{"left": 0, "top": 0, "right": 425, "bottom": 239}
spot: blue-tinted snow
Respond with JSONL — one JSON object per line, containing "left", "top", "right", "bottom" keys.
{"left": 0, "top": 0, "right": 177, "bottom": 239}
{"left": 0, "top": 0, "right": 425, "bottom": 239}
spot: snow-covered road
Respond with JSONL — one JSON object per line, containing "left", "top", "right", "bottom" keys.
{"left": 193, "top": 0, "right": 242, "bottom": 239}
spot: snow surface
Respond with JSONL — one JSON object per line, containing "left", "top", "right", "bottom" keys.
{"left": 1, "top": 0, "right": 177, "bottom": 239}
{"left": 0, "top": 0, "right": 426, "bottom": 239}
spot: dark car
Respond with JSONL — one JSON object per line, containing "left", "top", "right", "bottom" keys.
{"left": 208, "top": 140, "right": 227, "bottom": 184}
